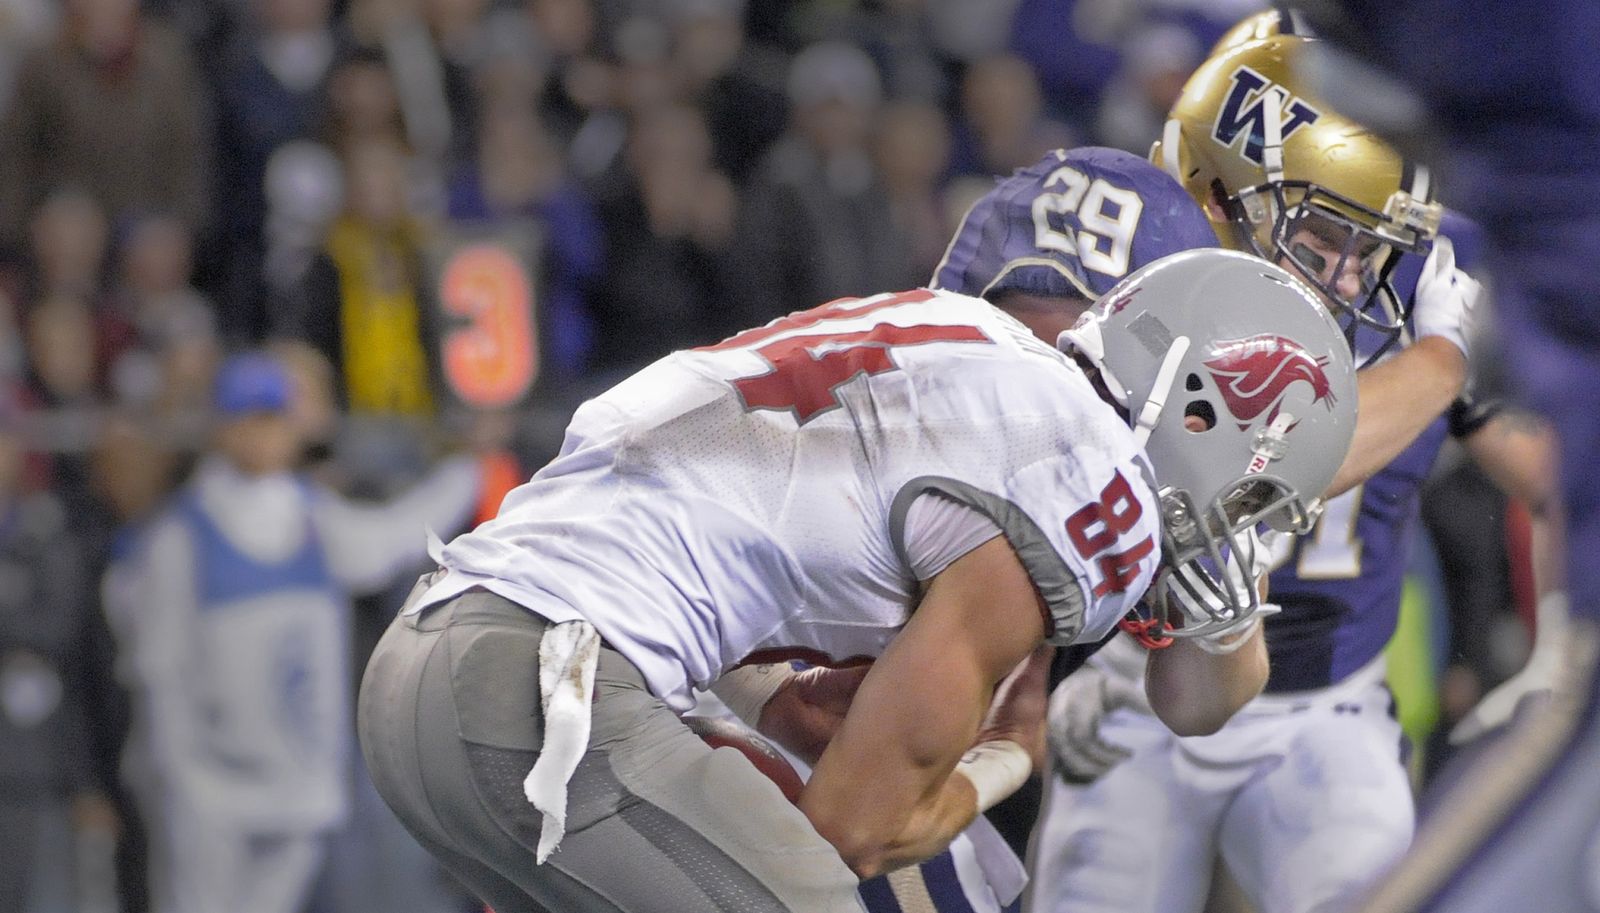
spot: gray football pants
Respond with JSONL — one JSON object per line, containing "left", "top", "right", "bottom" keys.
{"left": 357, "top": 588, "right": 865, "bottom": 913}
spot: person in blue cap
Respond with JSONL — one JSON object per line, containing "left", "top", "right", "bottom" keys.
{"left": 111, "top": 351, "right": 483, "bottom": 913}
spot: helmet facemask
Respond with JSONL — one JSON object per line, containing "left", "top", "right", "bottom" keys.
{"left": 1147, "top": 471, "right": 1316, "bottom": 640}
{"left": 1228, "top": 182, "right": 1431, "bottom": 364}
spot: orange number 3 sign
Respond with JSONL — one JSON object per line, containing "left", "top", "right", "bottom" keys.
{"left": 440, "top": 243, "right": 538, "bottom": 408}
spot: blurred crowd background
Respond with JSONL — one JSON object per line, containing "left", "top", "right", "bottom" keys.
{"left": 0, "top": 0, "right": 1545, "bottom": 910}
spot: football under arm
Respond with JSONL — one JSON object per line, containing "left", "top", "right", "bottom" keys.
{"left": 798, "top": 536, "right": 1047, "bottom": 880}
{"left": 1327, "top": 336, "right": 1466, "bottom": 498}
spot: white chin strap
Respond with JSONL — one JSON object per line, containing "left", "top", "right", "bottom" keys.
{"left": 1262, "top": 87, "right": 1288, "bottom": 186}
{"left": 1159, "top": 119, "right": 1183, "bottom": 182}
{"left": 1132, "top": 336, "right": 1191, "bottom": 449}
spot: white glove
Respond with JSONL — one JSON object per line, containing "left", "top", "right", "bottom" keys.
{"left": 1412, "top": 235, "right": 1483, "bottom": 361}
{"left": 1450, "top": 593, "right": 1569, "bottom": 744}
{"left": 1046, "top": 636, "right": 1149, "bottom": 784}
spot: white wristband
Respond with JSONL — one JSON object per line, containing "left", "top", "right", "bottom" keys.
{"left": 954, "top": 740, "right": 1032, "bottom": 813}
{"left": 709, "top": 664, "right": 798, "bottom": 727}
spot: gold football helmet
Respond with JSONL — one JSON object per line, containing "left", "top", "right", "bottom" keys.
{"left": 1151, "top": 33, "right": 1442, "bottom": 358}
{"left": 1209, "top": 8, "right": 1289, "bottom": 55}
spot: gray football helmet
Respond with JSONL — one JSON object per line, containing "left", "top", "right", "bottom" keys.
{"left": 1060, "top": 248, "right": 1357, "bottom": 638}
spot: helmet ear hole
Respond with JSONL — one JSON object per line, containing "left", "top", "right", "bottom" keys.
{"left": 1185, "top": 372, "right": 1204, "bottom": 392}
{"left": 1183, "top": 400, "right": 1216, "bottom": 432}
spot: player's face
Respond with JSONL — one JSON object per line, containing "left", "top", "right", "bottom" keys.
{"left": 1278, "top": 210, "right": 1382, "bottom": 310}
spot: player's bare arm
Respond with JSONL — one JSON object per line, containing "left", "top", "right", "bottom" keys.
{"left": 1326, "top": 337, "right": 1465, "bottom": 497}
{"left": 1145, "top": 616, "right": 1269, "bottom": 736}
{"left": 800, "top": 536, "right": 1047, "bottom": 879}
{"left": 1465, "top": 409, "right": 1564, "bottom": 591}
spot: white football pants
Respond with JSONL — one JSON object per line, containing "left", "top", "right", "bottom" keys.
{"left": 1028, "top": 658, "right": 1413, "bottom": 913}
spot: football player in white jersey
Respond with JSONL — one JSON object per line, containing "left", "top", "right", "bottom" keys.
{"left": 356, "top": 247, "right": 1357, "bottom": 913}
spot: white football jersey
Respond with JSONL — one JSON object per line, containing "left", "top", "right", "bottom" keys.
{"left": 421, "top": 289, "right": 1163, "bottom": 710}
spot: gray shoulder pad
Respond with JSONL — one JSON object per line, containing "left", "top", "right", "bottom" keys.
{"left": 890, "top": 476, "right": 1087, "bottom": 645}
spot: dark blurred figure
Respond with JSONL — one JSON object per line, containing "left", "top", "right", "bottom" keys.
{"left": 874, "top": 99, "right": 955, "bottom": 288}
{"left": 1093, "top": 20, "right": 1202, "bottom": 154}
{"left": 1005, "top": 0, "right": 1121, "bottom": 132}
{"left": 85, "top": 414, "right": 182, "bottom": 913}
{"left": 590, "top": 102, "right": 740, "bottom": 377}
{"left": 729, "top": 41, "right": 904, "bottom": 321}
{"left": 668, "top": 0, "right": 791, "bottom": 184}
{"left": 17, "top": 189, "right": 109, "bottom": 309}
{"left": 0, "top": 0, "right": 211, "bottom": 255}
{"left": 947, "top": 53, "right": 1075, "bottom": 179}
{"left": 21, "top": 299, "right": 104, "bottom": 519}
{"left": 101, "top": 214, "right": 219, "bottom": 410}
{"left": 526, "top": 0, "right": 616, "bottom": 146}
{"left": 214, "top": 0, "right": 344, "bottom": 340}
{"left": 446, "top": 103, "right": 605, "bottom": 386}
{"left": 0, "top": 391, "right": 118, "bottom": 913}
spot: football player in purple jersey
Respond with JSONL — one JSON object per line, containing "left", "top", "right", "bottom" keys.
{"left": 1283, "top": 1, "right": 1600, "bottom": 910}
{"left": 958, "top": 32, "right": 1560, "bottom": 913}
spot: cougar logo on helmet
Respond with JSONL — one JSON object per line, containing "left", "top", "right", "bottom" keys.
{"left": 1203, "top": 334, "right": 1336, "bottom": 429}
{"left": 1211, "top": 67, "right": 1320, "bottom": 165}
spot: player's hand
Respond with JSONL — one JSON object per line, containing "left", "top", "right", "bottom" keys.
{"left": 1451, "top": 592, "right": 1571, "bottom": 744}
{"left": 1413, "top": 235, "right": 1482, "bottom": 361}
{"left": 979, "top": 644, "right": 1054, "bottom": 768}
{"left": 1449, "top": 665, "right": 1555, "bottom": 745}
{"left": 1046, "top": 659, "right": 1147, "bottom": 784}
{"left": 758, "top": 664, "right": 871, "bottom": 765}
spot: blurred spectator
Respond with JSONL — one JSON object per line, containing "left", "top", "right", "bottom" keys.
{"left": 0, "top": 0, "right": 55, "bottom": 117}
{"left": 729, "top": 41, "right": 904, "bottom": 320}
{"left": 947, "top": 53, "right": 1076, "bottom": 179}
{"left": 446, "top": 104, "right": 604, "bottom": 384}
{"left": 23, "top": 300, "right": 99, "bottom": 409}
{"left": 923, "top": 0, "right": 1022, "bottom": 64}
{"left": 794, "top": 0, "right": 952, "bottom": 106}
{"left": 874, "top": 99, "right": 956, "bottom": 287}
{"left": 214, "top": 0, "right": 345, "bottom": 339}
{"left": 325, "top": 48, "right": 407, "bottom": 152}
{"left": 109, "top": 351, "right": 481, "bottom": 913}
{"left": 1005, "top": 0, "right": 1120, "bottom": 131}
{"left": 21, "top": 189, "right": 109, "bottom": 306}
{"left": 265, "top": 339, "right": 342, "bottom": 471}
{"left": 22, "top": 298, "right": 108, "bottom": 529}
{"left": 668, "top": 0, "right": 789, "bottom": 184}
{"left": 565, "top": 12, "right": 676, "bottom": 181}
{"left": 0, "top": 393, "right": 117, "bottom": 913}
{"left": 0, "top": 292, "right": 22, "bottom": 387}
{"left": 0, "top": 0, "right": 211, "bottom": 253}
{"left": 102, "top": 214, "right": 221, "bottom": 410}
{"left": 589, "top": 102, "right": 740, "bottom": 376}
{"left": 84, "top": 413, "right": 180, "bottom": 913}
{"left": 1093, "top": 20, "right": 1202, "bottom": 153}
{"left": 526, "top": 0, "right": 615, "bottom": 146}
{"left": 280, "top": 136, "right": 441, "bottom": 418}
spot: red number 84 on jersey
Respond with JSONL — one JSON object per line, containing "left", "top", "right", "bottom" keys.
{"left": 1068, "top": 470, "right": 1156, "bottom": 598}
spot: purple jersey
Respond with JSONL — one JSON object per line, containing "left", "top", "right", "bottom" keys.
{"left": 932, "top": 147, "right": 1219, "bottom": 301}
{"left": 1264, "top": 212, "right": 1483, "bottom": 692}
